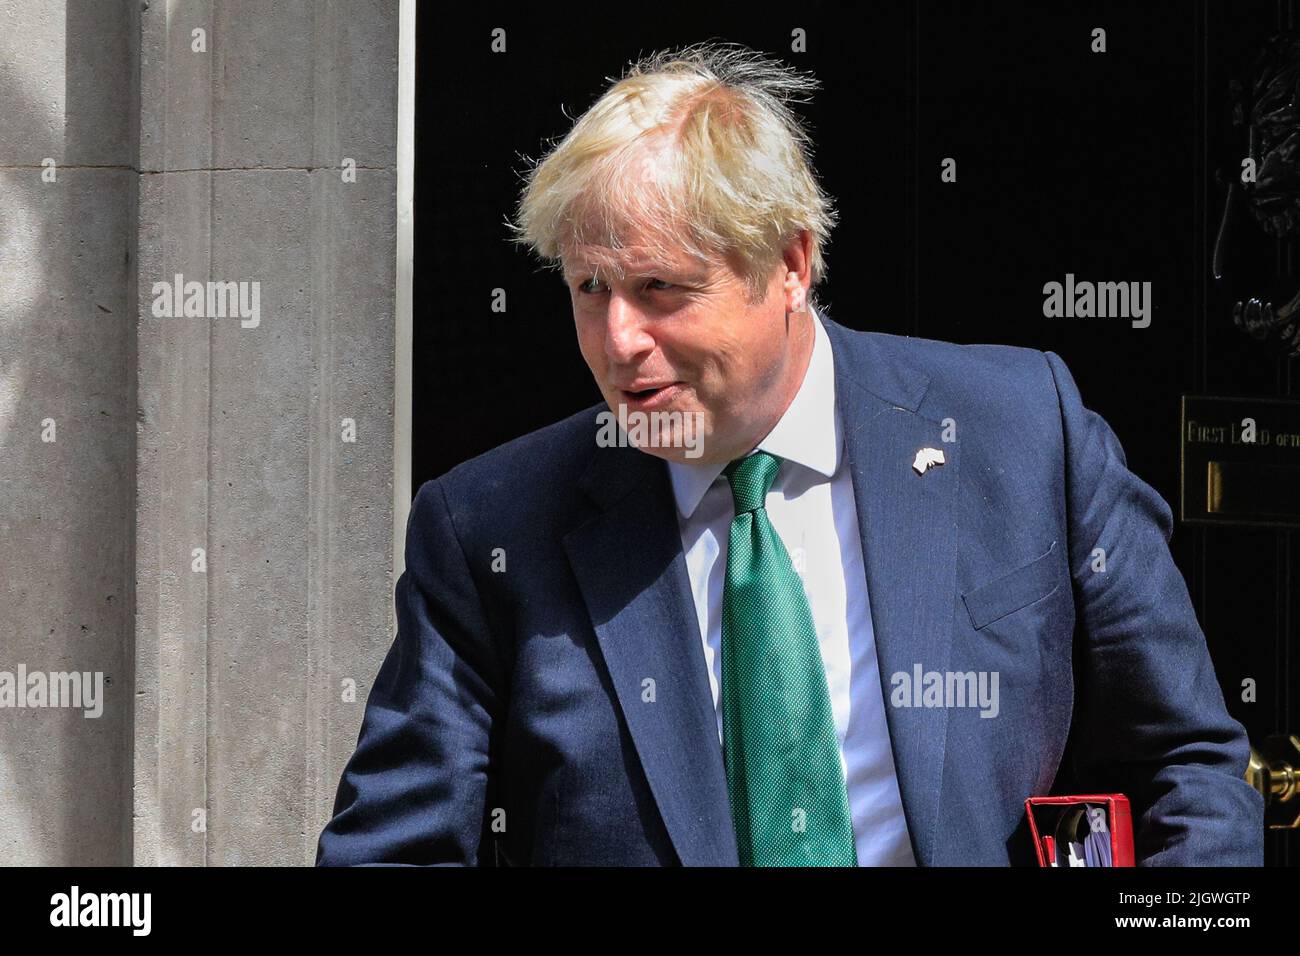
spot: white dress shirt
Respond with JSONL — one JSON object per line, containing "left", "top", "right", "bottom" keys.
{"left": 666, "top": 308, "right": 916, "bottom": 866}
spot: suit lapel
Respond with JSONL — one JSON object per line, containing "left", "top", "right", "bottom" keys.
{"left": 823, "top": 316, "right": 959, "bottom": 868}
{"left": 562, "top": 438, "right": 739, "bottom": 866}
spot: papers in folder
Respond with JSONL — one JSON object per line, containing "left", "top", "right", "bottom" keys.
{"left": 1025, "top": 794, "right": 1135, "bottom": 867}
{"left": 1049, "top": 803, "right": 1112, "bottom": 867}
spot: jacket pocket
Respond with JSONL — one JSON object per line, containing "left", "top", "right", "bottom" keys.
{"left": 962, "top": 540, "right": 1062, "bottom": 630}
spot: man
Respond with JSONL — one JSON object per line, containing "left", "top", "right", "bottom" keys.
{"left": 316, "top": 42, "right": 1264, "bottom": 866}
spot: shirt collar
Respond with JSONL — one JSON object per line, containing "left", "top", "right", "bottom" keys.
{"left": 666, "top": 306, "right": 841, "bottom": 519}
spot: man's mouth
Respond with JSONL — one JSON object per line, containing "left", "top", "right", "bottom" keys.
{"left": 618, "top": 382, "right": 684, "bottom": 409}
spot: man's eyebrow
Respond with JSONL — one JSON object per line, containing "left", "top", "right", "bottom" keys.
{"left": 561, "top": 261, "right": 604, "bottom": 277}
{"left": 564, "top": 261, "right": 697, "bottom": 279}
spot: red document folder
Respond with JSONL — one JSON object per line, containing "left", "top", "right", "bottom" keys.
{"left": 1025, "top": 794, "right": 1135, "bottom": 867}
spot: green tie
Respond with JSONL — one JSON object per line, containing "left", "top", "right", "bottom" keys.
{"left": 720, "top": 450, "right": 858, "bottom": 867}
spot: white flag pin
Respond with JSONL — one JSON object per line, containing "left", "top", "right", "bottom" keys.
{"left": 912, "top": 447, "right": 945, "bottom": 475}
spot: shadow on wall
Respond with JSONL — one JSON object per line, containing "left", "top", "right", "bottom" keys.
{"left": 0, "top": 0, "right": 138, "bottom": 865}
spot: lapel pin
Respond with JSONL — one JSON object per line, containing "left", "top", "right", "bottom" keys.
{"left": 912, "top": 447, "right": 946, "bottom": 476}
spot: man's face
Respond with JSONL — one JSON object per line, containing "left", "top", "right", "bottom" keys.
{"left": 564, "top": 232, "right": 812, "bottom": 466}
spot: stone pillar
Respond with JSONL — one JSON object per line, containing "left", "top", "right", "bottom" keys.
{"left": 132, "top": 0, "right": 399, "bottom": 866}
{"left": 0, "top": 0, "right": 401, "bottom": 865}
{"left": 0, "top": 0, "right": 140, "bottom": 866}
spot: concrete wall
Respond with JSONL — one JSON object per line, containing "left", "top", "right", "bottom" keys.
{"left": 0, "top": 0, "right": 140, "bottom": 866}
{"left": 0, "top": 0, "right": 400, "bottom": 865}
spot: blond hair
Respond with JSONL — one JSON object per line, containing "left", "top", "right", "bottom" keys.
{"left": 507, "top": 41, "right": 838, "bottom": 307}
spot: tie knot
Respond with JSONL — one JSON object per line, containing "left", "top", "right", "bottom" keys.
{"left": 724, "top": 451, "right": 782, "bottom": 514}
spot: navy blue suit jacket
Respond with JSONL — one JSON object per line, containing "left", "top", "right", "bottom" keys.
{"left": 317, "top": 315, "right": 1264, "bottom": 866}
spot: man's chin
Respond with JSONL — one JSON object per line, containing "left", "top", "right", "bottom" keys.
{"left": 630, "top": 443, "right": 713, "bottom": 465}
{"left": 593, "top": 402, "right": 715, "bottom": 462}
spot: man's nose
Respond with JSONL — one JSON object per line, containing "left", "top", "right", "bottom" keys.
{"left": 604, "top": 294, "right": 654, "bottom": 364}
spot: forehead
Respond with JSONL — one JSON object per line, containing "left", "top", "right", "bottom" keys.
{"left": 562, "top": 242, "right": 712, "bottom": 278}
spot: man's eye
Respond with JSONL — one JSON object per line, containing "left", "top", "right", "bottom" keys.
{"left": 576, "top": 278, "right": 606, "bottom": 294}
{"left": 645, "top": 278, "right": 674, "bottom": 291}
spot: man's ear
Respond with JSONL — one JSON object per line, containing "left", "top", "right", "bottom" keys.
{"left": 784, "top": 276, "right": 807, "bottom": 313}
{"left": 781, "top": 230, "right": 814, "bottom": 312}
